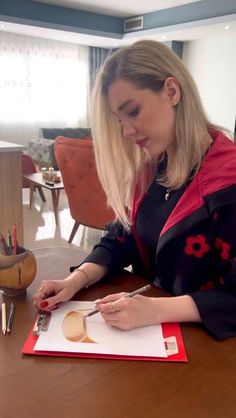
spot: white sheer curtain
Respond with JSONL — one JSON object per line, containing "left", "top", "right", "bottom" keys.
{"left": 0, "top": 32, "right": 89, "bottom": 145}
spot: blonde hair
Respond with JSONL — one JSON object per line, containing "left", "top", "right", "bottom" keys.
{"left": 91, "top": 40, "right": 218, "bottom": 229}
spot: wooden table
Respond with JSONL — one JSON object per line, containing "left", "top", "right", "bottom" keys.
{"left": 0, "top": 246, "right": 236, "bottom": 418}
{"left": 23, "top": 172, "right": 64, "bottom": 225}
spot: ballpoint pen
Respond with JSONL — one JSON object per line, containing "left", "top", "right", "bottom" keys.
{"left": 7, "top": 302, "right": 15, "bottom": 334}
{"left": 84, "top": 284, "right": 151, "bottom": 318}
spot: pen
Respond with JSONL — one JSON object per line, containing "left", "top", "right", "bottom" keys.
{"left": 0, "top": 237, "right": 6, "bottom": 255}
{"left": 84, "top": 284, "right": 151, "bottom": 318}
{"left": 12, "top": 224, "right": 17, "bottom": 256}
{"left": 7, "top": 302, "right": 15, "bottom": 334}
{"left": 2, "top": 303, "right": 7, "bottom": 335}
{"left": 0, "top": 232, "right": 9, "bottom": 255}
{"left": 8, "top": 230, "right": 13, "bottom": 255}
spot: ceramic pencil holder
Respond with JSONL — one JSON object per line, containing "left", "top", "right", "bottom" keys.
{"left": 0, "top": 247, "right": 37, "bottom": 296}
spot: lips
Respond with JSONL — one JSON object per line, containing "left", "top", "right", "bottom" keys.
{"left": 135, "top": 138, "right": 148, "bottom": 148}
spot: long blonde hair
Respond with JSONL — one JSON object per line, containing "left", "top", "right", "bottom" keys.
{"left": 91, "top": 40, "right": 216, "bottom": 229}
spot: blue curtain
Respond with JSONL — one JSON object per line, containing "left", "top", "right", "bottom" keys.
{"left": 89, "top": 47, "right": 110, "bottom": 92}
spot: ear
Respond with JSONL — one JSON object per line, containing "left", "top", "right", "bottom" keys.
{"left": 164, "top": 77, "right": 180, "bottom": 106}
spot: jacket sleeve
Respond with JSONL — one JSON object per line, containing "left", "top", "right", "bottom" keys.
{"left": 71, "top": 221, "right": 145, "bottom": 276}
{"left": 190, "top": 203, "right": 236, "bottom": 340}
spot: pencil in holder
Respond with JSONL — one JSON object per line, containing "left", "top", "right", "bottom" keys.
{"left": 0, "top": 247, "right": 37, "bottom": 296}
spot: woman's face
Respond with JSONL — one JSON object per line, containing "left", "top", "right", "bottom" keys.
{"left": 107, "top": 77, "right": 180, "bottom": 158}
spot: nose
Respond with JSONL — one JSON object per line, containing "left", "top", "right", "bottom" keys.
{"left": 121, "top": 119, "right": 137, "bottom": 139}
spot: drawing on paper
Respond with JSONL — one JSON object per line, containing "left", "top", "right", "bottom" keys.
{"left": 34, "top": 301, "right": 167, "bottom": 359}
{"left": 62, "top": 310, "right": 96, "bottom": 343}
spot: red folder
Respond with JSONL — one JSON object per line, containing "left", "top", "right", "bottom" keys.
{"left": 22, "top": 322, "right": 188, "bottom": 362}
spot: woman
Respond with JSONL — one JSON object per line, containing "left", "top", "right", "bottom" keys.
{"left": 33, "top": 40, "right": 236, "bottom": 340}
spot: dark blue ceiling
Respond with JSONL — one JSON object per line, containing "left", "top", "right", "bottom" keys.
{"left": 0, "top": 0, "right": 236, "bottom": 41}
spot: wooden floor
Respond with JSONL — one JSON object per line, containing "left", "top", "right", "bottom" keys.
{"left": 23, "top": 187, "right": 104, "bottom": 253}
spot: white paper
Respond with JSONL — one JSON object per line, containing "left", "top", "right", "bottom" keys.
{"left": 34, "top": 301, "right": 167, "bottom": 358}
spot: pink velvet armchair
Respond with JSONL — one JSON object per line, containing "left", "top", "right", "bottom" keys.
{"left": 54, "top": 136, "right": 115, "bottom": 243}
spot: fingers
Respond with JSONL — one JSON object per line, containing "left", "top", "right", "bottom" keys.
{"left": 33, "top": 280, "right": 65, "bottom": 311}
{"left": 97, "top": 295, "right": 148, "bottom": 331}
{"left": 103, "top": 300, "right": 118, "bottom": 314}
{"left": 95, "top": 292, "right": 126, "bottom": 309}
{"left": 99, "top": 303, "right": 132, "bottom": 331}
{"left": 97, "top": 294, "right": 129, "bottom": 315}
{"left": 33, "top": 281, "right": 51, "bottom": 307}
{"left": 97, "top": 301, "right": 119, "bottom": 314}
{"left": 34, "top": 280, "right": 55, "bottom": 299}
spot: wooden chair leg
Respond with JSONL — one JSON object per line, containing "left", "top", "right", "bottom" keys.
{"left": 29, "top": 184, "right": 35, "bottom": 209}
{"left": 37, "top": 186, "right": 46, "bottom": 202}
{"left": 68, "top": 222, "right": 80, "bottom": 243}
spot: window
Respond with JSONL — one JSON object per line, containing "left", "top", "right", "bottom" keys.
{"left": 0, "top": 32, "right": 89, "bottom": 142}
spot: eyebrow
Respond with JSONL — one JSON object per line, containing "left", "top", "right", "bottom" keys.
{"left": 118, "top": 99, "right": 133, "bottom": 112}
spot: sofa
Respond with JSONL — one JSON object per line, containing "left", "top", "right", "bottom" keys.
{"left": 27, "top": 127, "right": 91, "bottom": 169}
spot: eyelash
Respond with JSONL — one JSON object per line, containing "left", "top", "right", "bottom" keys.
{"left": 116, "top": 107, "right": 140, "bottom": 124}
{"left": 128, "top": 107, "right": 139, "bottom": 118}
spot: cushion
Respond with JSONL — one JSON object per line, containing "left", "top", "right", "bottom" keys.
{"left": 40, "top": 127, "right": 91, "bottom": 140}
{"left": 28, "top": 137, "right": 57, "bottom": 167}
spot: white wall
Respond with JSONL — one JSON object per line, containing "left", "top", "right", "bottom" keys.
{"left": 183, "top": 34, "right": 236, "bottom": 132}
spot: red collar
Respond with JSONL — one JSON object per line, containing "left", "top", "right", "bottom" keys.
{"left": 161, "top": 131, "right": 236, "bottom": 236}
{"left": 131, "top": 130, "right": 236, "bottom": 238}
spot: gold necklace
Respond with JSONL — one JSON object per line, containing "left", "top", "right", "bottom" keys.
{"left": 165, "top": 188, "right": 171, "bottom": 200}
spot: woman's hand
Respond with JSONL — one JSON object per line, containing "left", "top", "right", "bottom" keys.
{"left": 33, "top": 263, "right": 108, "bottom": 312}
{"left": 96, "top": 292, "right": 158, "bottom": 330}
{"left": 96, "top": 293, "right": 201, "bottom": 330}
{"left": 33, "top": 275, "right": 83, "bottom": 311}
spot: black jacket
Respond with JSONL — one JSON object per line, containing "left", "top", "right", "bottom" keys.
{"left": 82, "top": 130, "right": 236, "bottom": 340}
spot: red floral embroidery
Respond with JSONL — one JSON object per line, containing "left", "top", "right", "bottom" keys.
{"left": 200, "top": 277, "right": 224, "bottom": 291}
{"left": 215, "top": 238, "right": 231, "bottom": 260}
{"left": 213, "top": 211, "right": 218, "bottom": 221}
{"left": 185, "top": 235, "right": 210, "bottom": 258}
{"left": 199, "top": 281, "right": 215, "bottom": 290}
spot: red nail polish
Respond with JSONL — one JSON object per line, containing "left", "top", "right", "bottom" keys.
{"left": 40, "top": 301, "right": 48, "bottom": 308}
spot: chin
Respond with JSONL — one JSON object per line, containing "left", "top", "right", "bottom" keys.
{"left": 144, "top": 144, "right": 163, "bottom": 159}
